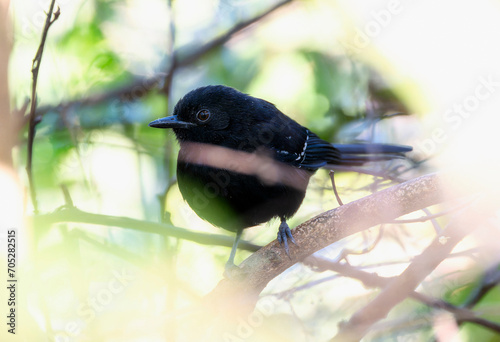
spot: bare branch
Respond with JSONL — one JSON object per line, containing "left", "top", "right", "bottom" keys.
{"left": 205, "top": 173, "right": 443, "bottom": 313}
{"left": 305, "top": 257, "right": 500, "bottom": 335}
{"left": 175, "top": 0, "right": 292, "bottom": 67}
{"left": 33, "top": 206, "right": 260, "bottom": 252}
{"left": 26, "top": 0, "right": 60, "bottom": 213}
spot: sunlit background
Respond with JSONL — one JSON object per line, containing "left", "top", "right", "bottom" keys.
{"left": 1, "top": 0, "right": 500, "bottom": 341}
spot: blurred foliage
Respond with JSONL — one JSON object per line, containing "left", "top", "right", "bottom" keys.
{"left": 5, "top": 0, "right": 499, "bottom": 341}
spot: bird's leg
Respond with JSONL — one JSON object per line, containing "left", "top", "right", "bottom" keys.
{"left": 225, "top": 228, "right": 243, "bottom": 273}
{"left": 329, "top": 170, "right": 344, "bottom": 206}
{"left": 277, "top": 218, "right": 296, "bottom": 257}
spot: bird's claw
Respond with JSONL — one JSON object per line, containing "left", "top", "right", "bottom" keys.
{"left": 277, "top": 221, "right": 296, "bottom": 258}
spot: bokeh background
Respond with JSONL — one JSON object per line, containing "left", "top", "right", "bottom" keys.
{"left": 1, "top": 0, "right": 500, "bottom": 341}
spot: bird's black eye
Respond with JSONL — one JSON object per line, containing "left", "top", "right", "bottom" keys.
{"left": 196, "top": 109, "right": 211, "bottom": 122}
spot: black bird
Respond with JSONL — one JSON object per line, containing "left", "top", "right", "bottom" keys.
{"left": 149, "top": 85, "right": 411, "bottom": 269}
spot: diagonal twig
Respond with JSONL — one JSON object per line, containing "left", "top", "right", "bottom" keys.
{"left": 329, "top": 170, "right": 344, "bottom": 206}
{"left": 26, "top": 0, "right": 60, "bottom": 213}
{"left": 174, "top": 0, "right": 292, "bottom": 67}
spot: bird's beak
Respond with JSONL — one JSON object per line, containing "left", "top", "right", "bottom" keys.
{"left": 148, "top": 115, "right": 195, "bottom": 129}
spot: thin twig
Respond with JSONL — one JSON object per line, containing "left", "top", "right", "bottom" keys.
{"left": 329, "top": 170, "right": 344, "bottom": 206}
{"left": 26, "top": 0, "right": 60, "bottom": 213}
{"left": 174, "top": 0, "right": 292, "bottom": 67}
{"left": 59, "top": 184, "right": 74, "bottom": 207}
{"left": 335, "top": 225, "right": 385, "bottom": 262}
{"left": 421, "top": 207, "right": 443, "bottom": 234}
{"left": 33, "top": 206, "right": 260, "bottom": 252}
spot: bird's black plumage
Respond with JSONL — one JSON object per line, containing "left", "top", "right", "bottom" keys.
{"left": 149, "top": 85, "right": 411, "bottom": 268}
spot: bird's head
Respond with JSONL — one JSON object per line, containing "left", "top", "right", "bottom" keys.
{"left": 149, "top": 85, "right": 256, "bottom": 145}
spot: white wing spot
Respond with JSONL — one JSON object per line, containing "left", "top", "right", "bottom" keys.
{"left": 295, "top": 130, "right": 309, "bottom": 162}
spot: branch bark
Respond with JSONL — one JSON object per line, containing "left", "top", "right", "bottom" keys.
{"left": 205, "top": 173, "right": 443, "bottom": 312}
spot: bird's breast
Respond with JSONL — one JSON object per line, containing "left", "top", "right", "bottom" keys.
{"left": 176, "top": 142, "right": 312, "bottom": 231}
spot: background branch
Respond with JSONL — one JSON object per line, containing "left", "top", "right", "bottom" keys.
{"left": 34, "top": 206, "right": 260, "bottom": 252}
{"left": 33, "top": 0, "right": 292, "bottom": 119}
{"left": 305, "top": 257, "right": 500, "bottom": 335}
{"left": 331, "top": 195, "right": 488, "bottom": 341}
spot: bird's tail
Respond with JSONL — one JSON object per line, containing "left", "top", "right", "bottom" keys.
{"left": 332, "top": 143, "right": 412, "bottom": 166}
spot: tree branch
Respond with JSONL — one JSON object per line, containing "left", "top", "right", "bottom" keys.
{"left": 33, "top": 206, "right": 260, "bottom": 252}
{"left": 205, "top": 173, "right": 443, "bottom": 312}
{"left": 305, "top": 257, "right": 500, "bottom": 335}
{"left": 26, "top": 0, "right": 60, "bottom": 213}
{"left": 331, "top": 195, "right": 488, "bottom": 341}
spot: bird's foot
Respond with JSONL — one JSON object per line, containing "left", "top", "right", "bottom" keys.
{"left": 223, "top": 229, "right": 243, "bottom": 278}
{"left": 277, "top": 220, "right": 297, "bottom": 258}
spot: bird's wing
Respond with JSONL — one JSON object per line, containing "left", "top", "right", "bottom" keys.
{"left": 272, "top": 129, "right": 341, "bottom": 170}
